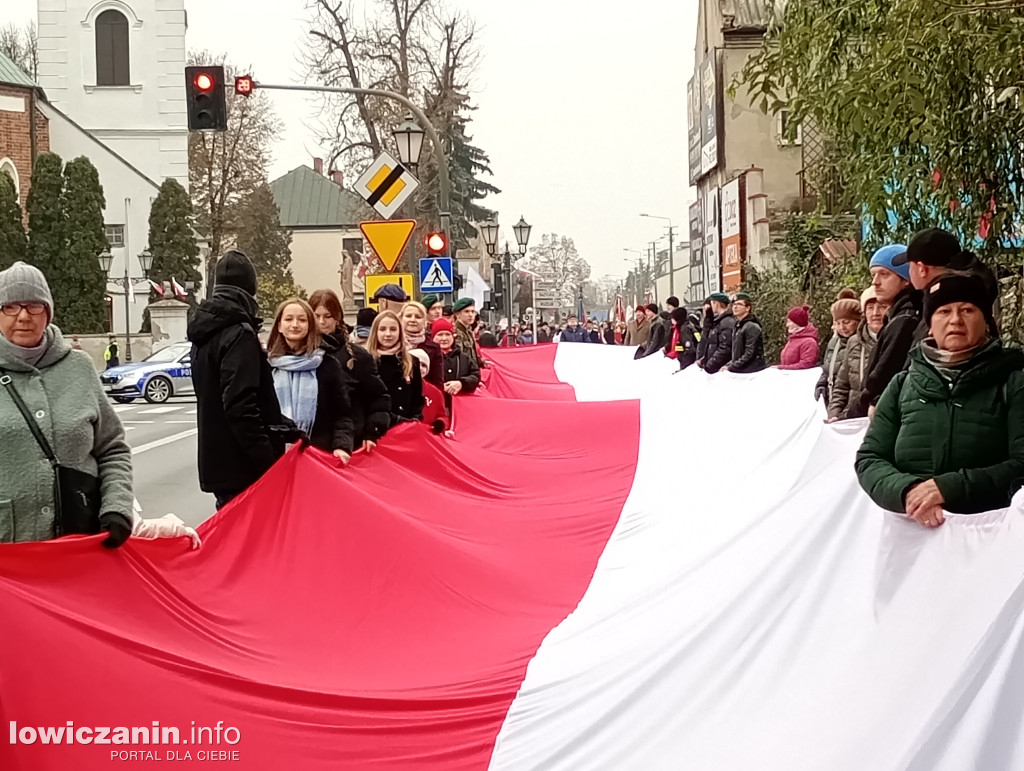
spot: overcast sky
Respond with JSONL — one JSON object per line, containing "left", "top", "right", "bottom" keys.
{"left": 9, "top": 0, "right": 697, "bottom": 281}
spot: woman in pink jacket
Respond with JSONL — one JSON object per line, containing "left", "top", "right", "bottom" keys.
{"left": 778, "top": 305, "right": 820, "bottom": 370}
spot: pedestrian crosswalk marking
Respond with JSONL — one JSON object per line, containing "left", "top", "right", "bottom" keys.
{"left": 137, "top": 406, "right": 186, "bottom": 415}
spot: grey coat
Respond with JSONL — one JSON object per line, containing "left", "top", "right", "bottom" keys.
{"left": 0, "top": 327, "right": 133, "bottom": 543}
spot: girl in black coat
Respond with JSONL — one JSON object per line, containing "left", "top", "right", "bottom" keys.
{"left": 310, "top": 289, "right": 392, "bottom": 450}
{"left": 267, "top": 298, "right": 355, "bottom": 464}
{"left": 368, "top": 310, "right": 424, "bottom": 425}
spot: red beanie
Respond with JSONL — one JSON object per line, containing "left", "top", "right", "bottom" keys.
{"left": 431, "top": 318, "right": 454, "bottom": 337}
{"left": 787, "top": 305, "right": 810, "bottom": 327}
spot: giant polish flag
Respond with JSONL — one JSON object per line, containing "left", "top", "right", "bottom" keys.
{"left": 3, "top": 345, "right": 1024, "bottom": 769}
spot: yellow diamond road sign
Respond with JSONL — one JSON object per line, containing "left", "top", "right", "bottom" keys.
{"left": 354, "top": 151, "right": 419, "bottom": 220}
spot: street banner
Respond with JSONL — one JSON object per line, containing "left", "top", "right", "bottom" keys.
{"left": 721, "top": 177, "right": 744, "bottom": 291}
{"left": 688, "top": 200, "right": 704, "bottom": 301}
{"left": 704, "top": 187, "right": 721, "bottom": 296}
{"left": 700, "top": 52, "right": 720, "bottom": 176}
{"left": 6, "top": 347, "right": 1024, "bottom": 770}
{"left": 687, "top": 76, "right": 702, "bottom": 185}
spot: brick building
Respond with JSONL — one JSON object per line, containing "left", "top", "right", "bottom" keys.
{"left": 0, "top": 54, "right": 49, "bottom": 211}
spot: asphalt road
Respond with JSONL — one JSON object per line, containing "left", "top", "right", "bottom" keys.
{"left": 113, "top": 397, "right": 215, "bottom": 529}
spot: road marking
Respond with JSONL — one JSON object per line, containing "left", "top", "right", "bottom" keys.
{"left": 131, "top": 429, "right": 198, "bottom": 456}
{"left": 124, "top": 426, "right": 136, "bottom": 431}
{"left": 137, "top": 406, "right": 185, "bottom": 415}
{"left": 112, "top": 404, "right": 137, "bottom": 412}
{"left": 166, "top": 420, "right": 196, "bottom": 424}
{"left": 186, "top": 409, "right": 197, "bottom": 414}
{"left": 121, "top": 420, "right": 155, "bottom": 424}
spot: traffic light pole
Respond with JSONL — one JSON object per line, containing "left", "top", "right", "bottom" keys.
{"left": 249, "top": 81, "right": 451, "bottom": 236}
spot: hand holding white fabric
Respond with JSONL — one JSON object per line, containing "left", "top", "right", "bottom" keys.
{"left": 130, "top": 512, "right": 202, "bottom": 549}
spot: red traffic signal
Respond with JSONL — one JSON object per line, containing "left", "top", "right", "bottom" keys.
{"left": 425, "top": 231, "right": 448, "bottom": 255}
{"left": 185, "top": 66, "right": 227, "bottom": 131}
{"left": 235, "top": 76, "right": 254, "bottom": 97}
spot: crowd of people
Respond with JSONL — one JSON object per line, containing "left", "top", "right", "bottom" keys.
{"left": 1, "top": 225, "right": 1022, "bottom": 546}
{"left": 188, "top": 252, "right": 486, "bottom": 510}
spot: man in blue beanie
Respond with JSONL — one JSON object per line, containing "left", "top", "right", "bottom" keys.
{"left": 848, "top": 244, "right": 920, "bottom": 418}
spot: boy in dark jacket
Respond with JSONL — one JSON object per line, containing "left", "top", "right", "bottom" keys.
{"left": 187, "top": 251, "right": 287, "bottom": 508}
{"left": 849, "top": 245, "right": 918, "bottom": 418}
{"left": 640, "top": 305, "right": 668, "bottom": 358}
{"left": 699, "top": 293, "right": 736, "bottom": 374}
{"left": 725, "top": 293, "right": 767, "bottom": 373}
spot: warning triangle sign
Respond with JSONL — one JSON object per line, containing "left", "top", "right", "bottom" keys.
{"left": 359, "top": 219, "right": 416, "bottom": 272}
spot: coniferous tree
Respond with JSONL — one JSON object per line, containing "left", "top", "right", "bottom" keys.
{"left": 234, "top": 183, "right": 302, "bottom": 316}
{"left": 0, "top": 173, "right": 26, "bottom": 271}
{"left": 59, "top": 157, "right": 108, "bottom": 333}
{"left": 25, "top": 152, "right": 65, "bottom": 281}
{"left": 148, "top": 178, "right": 202, "bottom": 302}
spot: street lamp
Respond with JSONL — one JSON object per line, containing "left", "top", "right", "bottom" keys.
{"left": 640, "top": 213, "right": 676, "bottom": 296}
{"left": 392, "top": 114, "right": 425, "bottom": 169}
{"left": 99, "top": 248, "right": 152, "bottom": 363}
{"left": 513, "top": 216, "right": 532, "bottom": 255}
{"left": 502, "top": 242, "right": 515, "bottom": 347}
{"left": 480, "top": 220, "right": 499, "bottom": 257}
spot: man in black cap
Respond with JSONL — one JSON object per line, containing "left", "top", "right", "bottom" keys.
{"left": 372, "top": 283, "right": 409, "bottom": 315}
{"left": 187, "top": 251, "right": 287, "bottom": 509}
{"left": 893, "top": 227, "right": 999, "bottom": 344}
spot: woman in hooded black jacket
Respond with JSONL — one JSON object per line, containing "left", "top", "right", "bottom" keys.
{"left": 310, "top": 290, "right": 392, "bottom": 450}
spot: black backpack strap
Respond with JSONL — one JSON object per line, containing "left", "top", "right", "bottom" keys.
{"left": 0, "top": 371, "right": 59, "bottom": 468}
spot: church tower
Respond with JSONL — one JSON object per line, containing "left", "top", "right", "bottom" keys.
{"left": 35, "top": 0, "right": 188, "bottom": 185}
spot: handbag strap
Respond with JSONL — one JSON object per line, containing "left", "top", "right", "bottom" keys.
{"left": 0, "top": 371, "right": 59, "bottom": 468}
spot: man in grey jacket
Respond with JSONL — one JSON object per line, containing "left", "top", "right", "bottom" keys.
{"left": 0, "top": 262, "right": 133, "bottom": 545}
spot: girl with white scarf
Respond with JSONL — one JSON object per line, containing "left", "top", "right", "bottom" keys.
{"left": 267, "top": 298, "right": 355, "bottom": 465}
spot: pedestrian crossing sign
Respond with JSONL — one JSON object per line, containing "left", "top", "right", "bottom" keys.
{"left": 419, "top": 257, "right": 454, "bottom": 293}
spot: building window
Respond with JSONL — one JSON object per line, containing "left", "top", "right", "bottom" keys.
{"left": 96, "top": 10, "right": 130, "bottom": 86}
{"left": 777, "top": 110, "right": 803, "bottom": 146}
{"left": 0, "top": 158, "right": 18, "bottom": 197}
{"left": 105, "top": 224, "right": 125, "bottom": 248}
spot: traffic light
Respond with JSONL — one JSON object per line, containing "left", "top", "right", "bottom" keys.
{"left": 185, "top": 66, "right": 227, "bottom": 132}
{"left": 424, "top": 231, "right": 448, "bottom": 257}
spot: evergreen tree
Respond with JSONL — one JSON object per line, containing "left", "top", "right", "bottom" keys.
{"left": 148, "top": 178, "right": 202, "bottom": 302}
{"left": 26, "top": 152, "right": 65, "bottom": 281}
{"left": 234, "top": 183, "right": 303, "bottom": 315}
{"left": 60, "top": 157, "right": 108, "bottom": 333}
{"left": 0, "top": 173, "right": 26, "bottom": 271}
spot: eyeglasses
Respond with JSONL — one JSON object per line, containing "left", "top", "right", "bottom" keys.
{"left": 1, "top": 302, "right": 47, "bottom": 317}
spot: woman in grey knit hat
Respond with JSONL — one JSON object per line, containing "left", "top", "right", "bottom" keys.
{"left": 0, "top": 262, "right": 133, "bottom": 545}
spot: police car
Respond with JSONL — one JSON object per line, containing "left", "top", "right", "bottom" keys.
{"left": 100, "top": 343, "right": 193, "bottom": 404}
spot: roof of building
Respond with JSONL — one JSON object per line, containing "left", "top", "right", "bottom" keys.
{"left": 270, "top": 165, "right": 370, "bottom": 228}
{"left": 0, "top": 49, "right": 43, "bottom": 94}
{"left": 724, "top": 0, "right": 770, "bottom": 31}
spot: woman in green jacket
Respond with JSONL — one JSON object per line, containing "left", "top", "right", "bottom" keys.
{"left": 0, "top": 263, "right": 133, "bottom": 545}
{"left": 856, "top": 273, "right": 1024, "bottom": 528}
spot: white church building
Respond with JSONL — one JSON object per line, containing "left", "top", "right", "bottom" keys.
{"left": 8, "top": 0, "right": 191, "bottom": 336}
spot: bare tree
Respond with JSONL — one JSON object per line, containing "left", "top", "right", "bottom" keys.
{"left": 0, "top": 22, "right": 38, "bottom": 80}
{"left": 187, "top": 51, "right": 281, "bottom": 287}
{"left": 304, "top": 0, "right": 493, "bottom": 247}
{"left": 524, "top": 235, "right": 592, "bottom": 310}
